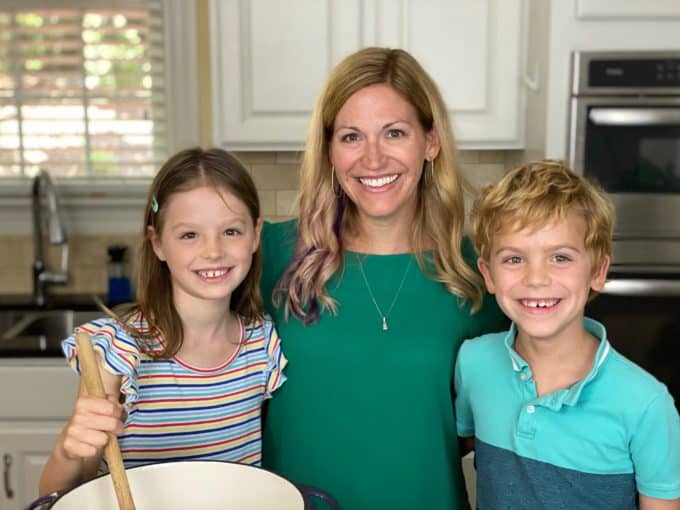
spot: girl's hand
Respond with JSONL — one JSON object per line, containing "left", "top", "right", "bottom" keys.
{"left": 59, "top": 394, "right": 125, "bottom": 461}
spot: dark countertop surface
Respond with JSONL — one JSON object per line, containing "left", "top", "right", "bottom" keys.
{"left": 0, "top": 294, "right": 106, "bottom": 310}
{"left": 0, "top": 295, "right": 108, "bottom": 357}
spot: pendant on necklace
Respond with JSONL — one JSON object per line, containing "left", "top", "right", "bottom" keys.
{"left": 382, "top": 316, "right": 388, "bottom": 331}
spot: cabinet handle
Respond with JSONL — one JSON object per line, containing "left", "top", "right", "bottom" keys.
{"left": 3, "top": 453, "right": 14, "bottom": 499}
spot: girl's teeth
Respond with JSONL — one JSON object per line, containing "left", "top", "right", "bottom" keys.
{"left": 359, "top": 174, "right": 398, "bottom": 188}
{"left": 199, "top": 270, "right": 226, "bottom": 278}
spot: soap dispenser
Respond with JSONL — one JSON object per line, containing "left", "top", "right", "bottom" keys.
{"left": 107, "top": 244, "right": 132, "bottom": 305}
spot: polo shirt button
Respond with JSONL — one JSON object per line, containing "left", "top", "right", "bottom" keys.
{"left": 520, "top": 373, "right": 527, "bottom": 381}
{"left": 526, "top": 405, "right": 535, "bottom": 414}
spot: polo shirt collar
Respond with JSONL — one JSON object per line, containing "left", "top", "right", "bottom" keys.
{"left": 503, "top": 317, "right": 611, "bottom": 407}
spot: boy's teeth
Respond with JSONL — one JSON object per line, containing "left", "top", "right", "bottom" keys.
{"left": 359, "top": 174, "right": 398, "bottom": 188}
{"left": 522, "top": 299, "right": 558, "bottom": 308}
{"left": 198, "top": 269, "right": 227, "bottom": 278}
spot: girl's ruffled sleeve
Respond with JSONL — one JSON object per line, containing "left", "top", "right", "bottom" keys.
{"left": 61, "top": 317, "right": 142, "bottom": 410}
{"left": 263, "top": 316, "right": 287, "bottom": 398}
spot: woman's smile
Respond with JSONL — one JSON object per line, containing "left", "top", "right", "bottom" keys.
{"left": 357, "top": 173, "right": 400, "bottom": 190}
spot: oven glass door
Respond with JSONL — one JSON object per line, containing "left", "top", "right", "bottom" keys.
{"left": 586, "top": 278, "right": 680, "bottom": 411}
{"left": 583, "top": 104, "right": 680, "bottom": 193}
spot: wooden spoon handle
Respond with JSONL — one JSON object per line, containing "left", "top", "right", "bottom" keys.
{"left": 75, "top": 331, "right": 136, "bottom": 510}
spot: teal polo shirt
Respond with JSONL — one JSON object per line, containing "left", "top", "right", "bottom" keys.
{"left": 455, "top": 318, "right": 680, "bottom": 509}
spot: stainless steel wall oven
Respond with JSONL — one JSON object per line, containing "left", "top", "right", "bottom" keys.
{"left": 569, "top": 50, "right": 680, "bottom": 271}
{"left": 569, "top": 51, "right": 680, "bottom": 410}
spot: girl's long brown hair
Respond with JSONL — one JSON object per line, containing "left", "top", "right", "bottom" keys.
{"left": 113, "top": 147, "right": 263, "bottom": 358}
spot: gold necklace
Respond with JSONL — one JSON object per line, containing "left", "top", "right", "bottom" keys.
{"left": 355, "top": 253, "right": 412, "bottom": 332}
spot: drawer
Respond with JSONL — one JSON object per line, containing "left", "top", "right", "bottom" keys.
{"left": 0, "top": 364, "right": 78, "bottom": 419}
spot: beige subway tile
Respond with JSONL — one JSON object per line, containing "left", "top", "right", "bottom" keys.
{"left": 459, "top": 150, "right": 479, "bottom": 163}
{"left": 276, "top": 190, "right": 299, "bottom": 217}
{"left": 0, "top": 234, "right": 143, "bottom": 296}
{"left": 0, "top": 239, "right": 10, "bottom": 267}
{"left": 462, "top": 163, "right": 506, "bottom": 191}
{"left": 259, "top": 190, "right": 277, "bottom": 217}
{"left": 478, "top": 150, "right": 506, "bottom": 164}
{"left": 503, "top": 150, "right": 525, "bottom": 169}
{"left": 70, "top": 236, "right": 110, "bottom": 266}
{"left": 275, "top": 151, "right": 302, "bottom": 165}
{"left": 0, "top": 237, "right": 33, "bottom": 294}
{"left": 53, "top": 266, "right": 108, "bottom": 295}
{"left": 0, "top": 266, "right": 31, "bottom": 294}
{"left": 251, "top": 164, "right": 300, "bottom": 190}
{"left": 3, "top": 236, "right": 33, "bottom": 264}
{"left": 233, "top": 151, "right": 276, "bottom": 165}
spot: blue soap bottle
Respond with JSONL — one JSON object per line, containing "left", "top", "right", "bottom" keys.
{"left": 107, "top": 244, "right": 132, "bottom": 305}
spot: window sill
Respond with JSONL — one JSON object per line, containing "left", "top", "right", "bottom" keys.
{"left": 0, "top": 178, "right": 151, "bottom": 236}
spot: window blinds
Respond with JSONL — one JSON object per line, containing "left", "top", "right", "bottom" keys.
{"left": 0, "top": 1, "right": 168, "bottom": 178}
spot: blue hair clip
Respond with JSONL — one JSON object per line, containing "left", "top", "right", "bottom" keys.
{"left": 151, "top": 196, "right": 159, "bottom": 213}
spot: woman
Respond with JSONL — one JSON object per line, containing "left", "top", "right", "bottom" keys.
{"left": 261, "top": 47, "right": 506, "bottom": 510}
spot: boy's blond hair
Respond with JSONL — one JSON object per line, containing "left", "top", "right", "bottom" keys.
{"left": 471, "top": 160, "right": 614, "bottom": 278}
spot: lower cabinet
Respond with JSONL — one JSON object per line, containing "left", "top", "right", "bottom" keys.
{"left": 0, "top": 362, "right": 77, "bottom": 509}
{"left": 0, "top": 424, "right": 66, "bottom": 510}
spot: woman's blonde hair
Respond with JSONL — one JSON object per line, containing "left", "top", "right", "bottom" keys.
{"left": 274, "top": 47, "right": 484, "bottom": 323}
{"left": 471, "top": 159, "right": 614, "bottom": 282}
{"left": 114, "top": 147, "right": 263, "bottom": 358}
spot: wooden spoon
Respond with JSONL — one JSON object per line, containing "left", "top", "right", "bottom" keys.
{"left": 75, "top": 331, "right": 136, "bottom": 510}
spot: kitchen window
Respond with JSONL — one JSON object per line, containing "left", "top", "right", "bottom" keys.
{"left": 0, "top": 0, "right": 176, "bottom": 178}
{"left": 0, "top": 0, "right": 198, "bottom": 235}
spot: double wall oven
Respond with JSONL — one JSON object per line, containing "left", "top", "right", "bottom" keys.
{"left": 568, "top": 51, "right": 680, "bottom": 409}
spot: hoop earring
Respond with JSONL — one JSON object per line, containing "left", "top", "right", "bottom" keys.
{"left": 331, "top": 166, "right": 343, "bottom": 197}
{"left": 424, "top": 158, "right": 435, "bottom": 187}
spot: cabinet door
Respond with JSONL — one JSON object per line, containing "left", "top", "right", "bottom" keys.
{"left": 210, "top": 0, "right": 525, "bottom": 150}
{"left": 575, "top": 0, "right": 680, "bottom": 18}
{"left": 210, "top": 0, "right": 360, "bottom": 151}
{"left": 0, "top": 424, "right": 62, "bottom": 510}
{"left": 377, "top": 0, "right": 524, "bottom": 148}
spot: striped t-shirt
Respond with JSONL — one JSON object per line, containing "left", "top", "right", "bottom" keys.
{"left": 62, "top": 312, "right": 287, "bottom": 469}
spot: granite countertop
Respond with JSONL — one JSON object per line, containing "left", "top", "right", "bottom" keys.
{"left": 0, "top": 294, "right": 105, "bottom": 310}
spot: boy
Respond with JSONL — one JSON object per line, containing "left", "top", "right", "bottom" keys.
{"left": 455, "top": 160, "right": 680, "bottom": 509}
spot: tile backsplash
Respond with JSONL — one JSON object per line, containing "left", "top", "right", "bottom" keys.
{"left": 0, "top": 150, "right": 515, "bottom": 296}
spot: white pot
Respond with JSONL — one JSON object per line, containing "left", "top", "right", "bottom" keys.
{"left": 29, "top": 460, "right": 338, "bottom": 510}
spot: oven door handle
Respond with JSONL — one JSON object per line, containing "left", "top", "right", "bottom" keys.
{"left": 603, "top": 279, "right": 680, "bottom": 296}
{"left": 589, "top": 107, "right": 680, "bottom": 126}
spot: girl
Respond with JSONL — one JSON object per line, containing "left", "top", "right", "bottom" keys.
{"left": 39, "top": 147, "right": 287, "bottom": 496}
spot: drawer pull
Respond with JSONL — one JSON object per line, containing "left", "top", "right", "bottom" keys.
{"left": 3, "top": 453, "right": 14, "bottom": 499}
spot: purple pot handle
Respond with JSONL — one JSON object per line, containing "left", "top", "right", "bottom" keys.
{"left": 298, "top": 484, "right": 341, "bottom": 510}
{"left": 24, "top": 491, "right": 63, "bottom": 510}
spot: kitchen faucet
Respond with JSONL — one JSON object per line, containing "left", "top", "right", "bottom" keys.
{"left": 32, "top": 169, "right": 69, "bottom": 306}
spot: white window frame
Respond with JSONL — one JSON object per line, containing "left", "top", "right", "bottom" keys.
{"left": 0, "top": 0, "right": 199, "bottom": 236}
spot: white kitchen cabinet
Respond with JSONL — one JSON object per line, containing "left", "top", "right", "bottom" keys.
{"left": 210, "top": 0, "right": 525, "bottom": 151}
{"left": 575, "top": 0, "right": 680, "bottom": 18}
{"left": 0, "top": 424, "right": 67, "bottom": 510}
{"left": 0, "top": 362, "right": 78, "bottom": 509}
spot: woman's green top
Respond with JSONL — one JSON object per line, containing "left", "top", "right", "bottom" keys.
{"left": 261, "top": 220, "right": 507, "bottom": 510}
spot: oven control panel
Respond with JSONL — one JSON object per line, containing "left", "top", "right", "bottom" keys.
{"left": 572, "top": 51, "right": 680, "bottom": 95}
{"left": 589, "top": 59, "right": 680, "bottom": 87}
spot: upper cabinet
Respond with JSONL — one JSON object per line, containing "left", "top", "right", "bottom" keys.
{"left": 210, "top": 0, "right": 525, "bottom": 151}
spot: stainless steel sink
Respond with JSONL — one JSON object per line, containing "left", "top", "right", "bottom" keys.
{"left": 0, "top": 309, "right": 102, "bottom": 357}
